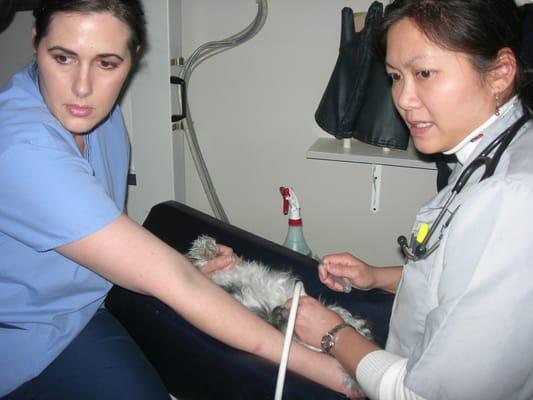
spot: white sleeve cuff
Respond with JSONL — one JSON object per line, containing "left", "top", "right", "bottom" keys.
{"left": 355, "top": 350, "right": 404, "bottom": 399}
{"left": 356, "top": 350, "right": 427, "bottom": 400}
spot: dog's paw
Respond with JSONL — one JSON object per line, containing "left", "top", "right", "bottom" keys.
{"left": 187, "top": 235, "right": 219, "bottom": 267}
{"left": 270, "top": 306, "right": 290, "bottom": 332}
{"left": 342, "top": 370, "right": 366, "bottom": 399}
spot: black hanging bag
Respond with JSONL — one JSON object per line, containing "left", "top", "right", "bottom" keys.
{"left": 314, "top": 1, "right": 409, "bottom": 149}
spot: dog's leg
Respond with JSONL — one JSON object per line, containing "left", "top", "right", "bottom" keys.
{"left": 327, "top": 305, "right": 373, "bottom": 341}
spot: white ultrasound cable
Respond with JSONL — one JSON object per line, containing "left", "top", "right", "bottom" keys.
{"left": 274, "top": 281, "right": 304, "bottom": 400}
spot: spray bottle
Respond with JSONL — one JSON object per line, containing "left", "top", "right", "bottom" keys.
{"left": 279, "top": 186, "right": 352, "bottom": 293}
{"left": 279, "top": 186, "right": 312, "bottom": 256}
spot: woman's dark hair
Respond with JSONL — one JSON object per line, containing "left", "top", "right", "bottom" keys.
{"left": 33, "top": 0, "right": 147, "bottom": 66}
{"left": 377, "top": 0, "right": 533, "bottom": 116}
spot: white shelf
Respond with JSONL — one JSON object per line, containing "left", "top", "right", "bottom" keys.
{"left": 307, "top": 138, "right": 436, "bottom": 170}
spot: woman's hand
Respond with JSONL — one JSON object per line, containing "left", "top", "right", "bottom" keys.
{"left": 319, "top": 252, "right": 375, "bottom": 292}
{"left": 200, "top": 244, "right": 241, "bottom": 278}
{"left": 285, "top": 296, "right": 344, "bottom": 350}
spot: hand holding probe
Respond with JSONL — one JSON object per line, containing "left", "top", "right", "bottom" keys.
{"left": 315, "top": 258, "right": 352, "bottom": 293}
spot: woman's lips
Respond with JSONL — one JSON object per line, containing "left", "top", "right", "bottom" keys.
{"left": 66, "top": 104, "right": 94, "bottom": 117}
{"left": 408, "top": 121, "right": 433, "bottom": 137}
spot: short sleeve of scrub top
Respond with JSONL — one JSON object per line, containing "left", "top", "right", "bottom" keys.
{"left": 0, "top": 116, "right": 125, "bottom": 251}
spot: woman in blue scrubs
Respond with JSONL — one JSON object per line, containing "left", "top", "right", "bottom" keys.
{"left": 290, "top": 0, "right": 533, "bottom": 399}
{"left": 0, "top": 1, "right": 355, "bottom": 398}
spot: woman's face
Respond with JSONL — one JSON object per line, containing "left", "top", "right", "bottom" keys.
{"left": 34, "top": 12, "right": 132, "bottom": 134}
{"left": 386, "top": 18, "right": 496, "bottom": 154}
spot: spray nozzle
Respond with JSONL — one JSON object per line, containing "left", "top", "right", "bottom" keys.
{"left": 280, "top": 187, "right": 290, "bottom": 215}
{"left": 279, "top": 186, "right": 301, "bottom": 220}
{"left": 279, "top": 186, "right": 311, "bottom": 256}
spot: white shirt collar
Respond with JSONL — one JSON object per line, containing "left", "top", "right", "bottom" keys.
{"left": 444, "top": 96, "right": 519, "bottom": 164}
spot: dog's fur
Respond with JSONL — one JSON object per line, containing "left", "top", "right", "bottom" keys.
{"left": 186, "top": 235, "right": 373, "bottom": 394}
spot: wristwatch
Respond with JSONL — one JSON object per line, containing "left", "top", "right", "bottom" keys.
{"left": 320, "top": 321, "right": 350, "bottom": 355}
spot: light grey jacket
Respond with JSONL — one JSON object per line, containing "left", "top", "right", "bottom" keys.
{"left": 385, "top": 101, "right": 533, "bottom": 399}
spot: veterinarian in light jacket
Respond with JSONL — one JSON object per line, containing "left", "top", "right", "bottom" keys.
{"left": 0, "top": 1, "right": 356, "bottom": 398}
{"left": 289, "top": 0, "right": 533, "bottom": 399}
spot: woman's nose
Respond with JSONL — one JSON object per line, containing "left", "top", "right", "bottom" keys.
{"left": 394, "top": 80, "right": 420, "bottom": 112}
{"left": 72, "top": 66, "right": 92, "bottom": 98}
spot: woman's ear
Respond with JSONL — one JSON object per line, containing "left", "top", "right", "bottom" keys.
{"left": 31, "top": 26, "right": 37, "bottom": 52}
{"left": 489, "top": 48, "right": 517, "bottom": 96}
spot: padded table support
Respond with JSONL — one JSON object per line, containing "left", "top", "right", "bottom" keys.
{"left": 105, "top": 201, "right": 394, "bottom": 400}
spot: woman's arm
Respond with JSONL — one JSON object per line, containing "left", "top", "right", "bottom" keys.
{"left": 290, "top": 296, "right": 379, "bottom": 375}
{"left": 319, "top": 253, "right": 403, "bottom": 293}
{"left": 290, "top": 296, "right": 424, "bottom": 400}
{"left": 369, "top": 266, "right": 403, "bottom": 293}
{"left": 57, "top": 214, "right": 354, "bottom": 396}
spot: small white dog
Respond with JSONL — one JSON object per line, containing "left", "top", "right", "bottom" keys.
{"left": 187, "top": 235, "right": 373, "bottom": 394}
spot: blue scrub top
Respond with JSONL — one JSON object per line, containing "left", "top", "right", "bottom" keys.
{"left": 0, "top": 63, "right": 130, "bottom": 395}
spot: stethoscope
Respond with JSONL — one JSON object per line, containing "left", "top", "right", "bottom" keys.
{"left": 398, "top": 114, "right": 530, "bottom": 261}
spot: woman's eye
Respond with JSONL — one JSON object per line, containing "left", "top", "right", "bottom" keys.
{"left": 416, "top": 70, "right": 433, "bottom": 79}
{"left": 99, "top": 60, "right": 118, "bottom": 70}
{"left": 53, "top": 55, "right": 71, "bottom": 65}
{"left": 387, "top": 72, "right": 402, "bottom": 83}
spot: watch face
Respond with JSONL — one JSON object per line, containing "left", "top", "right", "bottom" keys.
{"left": 321, "top": 322, "right": 350, "bottom": 354}
{"left": 321, "top": 334, "right": 334, "bottom": 353}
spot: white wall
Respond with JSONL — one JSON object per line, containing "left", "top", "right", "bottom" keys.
{"left": 0, "top": 11, "right": 34, "bottom": 84}
{"left": 121, "top": 0, "right": 186, "bottom": 223}
{"left": 180, "top": 0, "right": 437, "bottom": 265}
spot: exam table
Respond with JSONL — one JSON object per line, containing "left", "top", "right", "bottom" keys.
{"left": 105, "top": 201, "right": 394, "bottom": 400}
